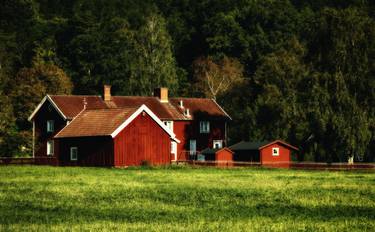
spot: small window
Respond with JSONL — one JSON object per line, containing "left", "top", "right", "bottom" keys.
{"left": 213, "top": 140, "right": 223, "bottom": 149}
{"left": 272, "top": 147, "right": 279, "bottom": 156}
{"left": 70, "top": 147, "right": 78, "bottom": 161}
{"left": 199, "top": 121, "right": 210, "bottom": 133}
{"left": 47, "top": 140, "right": 54, "bottom": 156}
{"left": 47, "top": 120, "right": 54, "bottom": 133}
{"left": 163, "top": 121, "right": 173, "bottom": 132}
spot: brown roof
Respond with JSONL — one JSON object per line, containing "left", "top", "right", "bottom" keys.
{"left": 169, "top": 98, "right": 230, "bottom": 120}
{"left": 50, "top": 95, "right": 107, "bottom": 119}
{"left": 110, "top": 96, "right": 185, "bottom": 120}
{"left": 47, "top": 95, "right": 230, "bottom": 121}
{"left": 55, "top": 108, "right": 137, "bottom": 138}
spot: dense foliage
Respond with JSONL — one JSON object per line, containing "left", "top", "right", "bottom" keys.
{"left": 0, "top": 0, "right": 374, "bottom": 161}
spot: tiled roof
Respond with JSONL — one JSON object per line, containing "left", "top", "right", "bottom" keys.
{"left": 55, "top": 108, "right": 137, "bottom": 138}
{"left": 50, "top": 95, "right": 107, "bottom": 119}
{"left": 229, "top": 141, "right": 270, "bottom": 151}
{"left": 48, "top": 95, "right": 230, "bottom": 121}
{"left": 229, "top": 140, "right": 299, "bottom": 151}
{"left": 170, "top": 98, "right": 231, "bottom": 120}
{"left": 110, "top": 96, "right": 185, "bottom": 120}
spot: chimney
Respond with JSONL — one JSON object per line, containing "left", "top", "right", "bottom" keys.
{"left": 179, "top": 100, "right": 184, "bottom": 108}
{"left": 104, "top": 85, "right": 111, "bottom": 101}
{"left": 154, "top": 87, "right": 168, "bottom": 103}
{"left": 83, "top": 97, "right": 87, "bottom": 110}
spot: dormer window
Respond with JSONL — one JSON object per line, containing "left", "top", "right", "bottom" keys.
{"left": 184, "top": 108, "right": 190, "bottom": 117}
{"left": 47, "top": 120, "right": 54, "bottom": 133}
{"left": 163, "top": 121, "right": 173, "bottom": 132}
{"left": 200, "top": 121, "right": 210, "bottom": 133}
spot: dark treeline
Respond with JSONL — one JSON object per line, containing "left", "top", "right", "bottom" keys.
{"left": 0, "top": 0, "right": 374, "bottom": 162}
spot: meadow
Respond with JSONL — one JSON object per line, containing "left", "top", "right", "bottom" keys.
{"left": 0, "top": 166, "right": 374, "bottom": 231}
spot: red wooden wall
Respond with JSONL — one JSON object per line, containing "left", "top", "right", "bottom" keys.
{"left": 174, "top": 120, "right": 226, "bottom": 160}
{"left": 113, "top": 113, "right": 171, "bottom": 166}
{"left": 215, "top": 149, "right": 233, "bottom": 167}
{"left": 260, "top": 143, "right": 291, "bottom": 168}
{"left": 56, "top": 136, "right": 114, "bottom": 166}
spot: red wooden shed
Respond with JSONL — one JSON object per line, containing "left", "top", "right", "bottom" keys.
{"left": 229, "top": 140, "right": 298, "bottom": 168}
{"left": 201, "top": 147, "right": 233, "bottom": 167}
{"left": 54, "top": 105, "right": 179, "bottom": 167}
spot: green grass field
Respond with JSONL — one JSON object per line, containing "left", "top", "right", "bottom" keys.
{"left": 0, "top": 166, "right": 374, "bottom": 231}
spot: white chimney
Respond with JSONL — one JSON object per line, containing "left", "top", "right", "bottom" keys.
{"left": 179, "top": 100, "right": 184, "bottom": 108}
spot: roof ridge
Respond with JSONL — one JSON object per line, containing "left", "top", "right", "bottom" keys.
{"left": 170, "top": 97, "right": 211, "bottom": 100}
{"left": 112, "top": 96, "right": 157, "bottom": 98}
{"left": 84, "top": 107, "right": 137, "bottom": 112}
{"left": 50, "top": 95, "right": 101, "bottom": 97}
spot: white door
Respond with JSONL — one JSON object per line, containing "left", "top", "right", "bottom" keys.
{"left": 189, "top": 140, "right": 196, "bottom": 156}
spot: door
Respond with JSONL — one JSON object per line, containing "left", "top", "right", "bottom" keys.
{"left": 189, "top": 140, "right": 196, "bottom": 156}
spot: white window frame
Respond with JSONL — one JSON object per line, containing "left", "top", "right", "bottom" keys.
{"left": 171, "top": 141, "right": 177, "bottom": 160}
{"left": 47, "top": 120, "right": 54, "bottom": 133}
{"left": 163, "top": 121, "right": 174, "bottom": 132}
{"left": 70, "top": 147, "right": 78, "bottom": 161}
{"left": 199, "top": 121, "right": 210, "bottom": 133}
{"left": 46, "top": 140, "right": 54, "bottom": 156}
{"left": 272, "top": 147, "right": 279, "bottom": 156}
{"left": 213, "top": 140, "right": 223, "bottom": 149}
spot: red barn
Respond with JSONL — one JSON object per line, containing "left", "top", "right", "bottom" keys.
{"left": 53, "top": 105, "right": 178, "bottom": 166}
{"left": 229, "top": 140, "right": 298, "bottom": 168}
{"left": 201, "top": 147, "right": 233, "bottom": 167}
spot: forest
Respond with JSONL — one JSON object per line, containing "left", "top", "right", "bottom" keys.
{"left": 0, "top": 0, "right": 374, "bottom": 162}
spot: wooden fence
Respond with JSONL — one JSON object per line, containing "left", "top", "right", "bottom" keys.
{"left": 0, "top": 157, "right": 58, "bottom": 166}
{"left": 0, "top": 157, "right": 374, "bottom": 170}
{"left": 176, "top": 160, "right": 375, "bottom": 170}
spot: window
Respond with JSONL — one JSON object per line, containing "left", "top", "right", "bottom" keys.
{"left": 47, "top": 140, "right": 54, "bottom": 156}
{"left": 272, "top": 147, "right": 279, "bottom": 156}
{"left": 47, "top": 120, "right": 54, "bottom": 133}
{"left": 213, "top": 140, "right": 223, "bottom": 149}
{"left": 199, "top": 121, "right": 210, "bottom": 133}
{"left": 163, "top": 121, "right": 173, "bottom": 132}
{"left": 70, "top": 147, "right": 78, "bottom": 161}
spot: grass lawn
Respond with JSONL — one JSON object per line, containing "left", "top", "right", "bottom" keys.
{"left": 0, "top": 166, "right": 374, "bottom": 231}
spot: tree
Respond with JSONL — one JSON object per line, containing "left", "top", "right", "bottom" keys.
{"left": 193, "top": 56, "right": 244, "bottom": 99}
{"left": 128, "top": 13, "right": 179, "bottom": 96}
{"left": 9, "top": 63, "right": 73, "bottom": 128}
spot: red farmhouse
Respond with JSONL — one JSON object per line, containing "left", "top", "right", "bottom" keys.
{"left": 229, "top": 140, "right": 298, "bottom": 168}
{"left": 28, "top": 86, "right": 231, "bottom": 166}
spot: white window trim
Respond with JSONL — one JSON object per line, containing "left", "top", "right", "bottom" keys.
{"left": 163, "top": 121, "right": 174, "bottom": 133}
{"left": 47, "top": 120, "right": 54, "bottom": 133}
{"left": 200, "top": 121, "right": 210, "bottom": 133}
{"left": 70, "top": 147, "right": 78, "bottom": 161}
{"left": 47, "top": 140, "right": 54, "bottom": 156}
{"left": 213, "top": 140, "right": 223, "bottom": 149}
{"left": 171, "top": 141, "right": 177, "bottom": 160}
{"left": 272, "top": 147, "right": 279, "bottom": 156}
